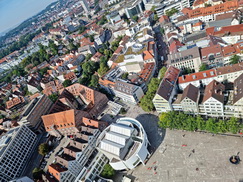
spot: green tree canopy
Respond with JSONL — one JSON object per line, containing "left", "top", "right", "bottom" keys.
{"left": 199, "top": 63, "right": 208, "bottom": 72}
{"left": 48, "top": 93, "right": 59, "bottom": 103}
{"left": 159, "top": 67, "right": 167, "bottom": 79}
{"left": 140, "top": 78, "right": 160, "bottom": 111}
{"left": 166, "top": 8, "right": 178, "bottom": 17}
{"left": 132, "top": 16, "right": 139, "bottom": 22}
{"left": 100, "top": 164, "right": 115, "bottom": 179}
{"left": 32, "top": 168, "right": 43, "bottom": 180}
{"left": 38, "top": 143, "right": 49, "bottom": 156}
{"left": 63, "top": 79, "right": 72, "bottom": 87}
{"left": 230, "top": 55, "right": 240, "bottom": 65}
{"left": 89, "top": 75, "right": 99, "bottom": 88}
{"left": 158, "top": 111, "right": 242, "bottom": 134}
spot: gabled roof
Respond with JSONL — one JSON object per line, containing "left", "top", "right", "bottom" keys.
{"left": 233, "top": 73, "right": 243, "bottom": 104}
{"left": 156, "top": 66, "right": 180, "bottom": 101}
{"left": 202, "top": 80, "right": 225, "bottom": 103}
{"left": 181, "top": 84, "right": 199, "bottom": 103}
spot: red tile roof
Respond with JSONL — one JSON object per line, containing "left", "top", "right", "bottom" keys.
{"left": 178, "top": 69, "right": 217, "bottom": 84}
{"left": 183, "top": 0, "right": 239, "bottom": 19}
{"left": 206, "top": 24, "right": 243, "bottom": 37}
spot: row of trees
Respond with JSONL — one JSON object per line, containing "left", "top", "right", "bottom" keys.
{"left": 140, "top": 67, "right": 167, "bottom": 112}
{"left": 159, "top": 111, "right": 242, "bottom": 134}
{"left": 139, "top": 78, "right": 160, "bottom": 111}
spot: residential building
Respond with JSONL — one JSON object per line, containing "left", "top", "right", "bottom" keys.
{"left": 206, "top": 24, "right": 243, "bottom": 44}
{"left": 168, "top": 47, "right": 202, "bottom": 72}
{"left": 199, "top": 80, "right": 225, "bottom": 117}
{"left": 178, "top": 69, "right": 217, "bottom": 90}
{"left": 27, "top": 77, "right": 40, "bottom": 94}
{"left": 42, "top": 80, "right": 64, "bottom": 96}
{"left": 181, "top": 0, "right": 239, "bottom": 22}
{"left": 176, "top": 84, "right": 200, "bottom": 114}
{"left": 97, "top": 117, "right": 150, "bottom": 170}
{"left": 0, "top": 125, "right": 38, "bottom": 182}
{"left": 6, "top": 96, "right": 25, "bottom": 111}
{"left": 201, "top": 44, "right": 224, "bottom": 67}
{"left": 114, "top": 80, "right": 144, "bottom": 104}
{"left": 232, "top": 73, "right": 243, "bottom": 118}
{"left": 20, "top": 95, "right": 53, "bottom": 132}
{"left": 153, "top": 66, "right": 180, "bottom": 113}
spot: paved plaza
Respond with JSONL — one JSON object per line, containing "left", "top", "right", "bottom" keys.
{"left": 131, "top": 129, "right": 243, "bottom": 182}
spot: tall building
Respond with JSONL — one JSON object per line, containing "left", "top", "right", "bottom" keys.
{"left": 97, "top": 117, "right": 150, "bottom": 170}
{"left": 0, "top": 125, "right": 38, "bottom": 182}
{"left": 80, "top": 0, "right": 90, "bottom": 13}
{"left": 124, "top": 0, "right": 145, "bottom": 18}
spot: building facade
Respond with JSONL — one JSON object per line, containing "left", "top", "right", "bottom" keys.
{"left": 0, "top": 125, "right": 38, "bottom": 182}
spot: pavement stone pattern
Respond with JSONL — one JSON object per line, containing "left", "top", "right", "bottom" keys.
{"left": 131, "top": 129, "right": 243, "bottom": 182}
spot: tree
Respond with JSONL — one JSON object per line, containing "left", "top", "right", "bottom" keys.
{"left": 199, "top": 63, "right": 208, "bottom": 71}
{"left": 85, "top": 53, "right": 92, "bottom": 61}
{"left": 165, "top": 8, "right": 178, "bottom": 17}
{"left": 196, "top": 115, "right": 205, "bottom": 131}
{"left": 160, "top": 28, "right": 165, "bottom": 34}
{"left": 205, "top": 118, "right": 216, "bottom": 133}
{"left": 63, "top": 79, "right": 72, "bottom": 87}
{"left": 217, "top": 119, "right": 227, "bottom": 133}
{"left": 78, "top": 26, "right": 86, "bottom": 34}
{"left": 68, "top": 42, "right": 78, "bottom": 51}
{"left": 89, "top": 75, "right": 99, "bottom": 88}
{"left": 38, "top": 143, "right": 49, "bottom": 156}
{"left": 48, "top": 93, "right": 58, "bottom": 103}
{"left": 32, "top": 168, "right": 43, "bottom": 180}
{"left": 121, "top": 72, "right": 129, "bottom": 80}
{"left": 227, "top": 117, "right": 240, "bottom": 134}
{"left": 159, "top": 67, "right": 167, "bottom": 79}
{"left": 39, "top": 67, "right": 49, "bottom": 76}
{"left": 100, "top": 164, "right": 115, "bottom": 179}
{"left": 140, "top": 78, "right": 160, "bottom": 111}
{"left": 132, "top": 16, "right": 139, "bottom": 22}
{"left": 230, "top": 55, "right": 240, "bottom": 65}
{"left": 120, "top": 108, "right": 127, "bottom": 114}
{"left": 150, "top": 6, "right": 157, "bottom": 12}
{"left": 154, "top": 14, "right": 159, "bottom": 22}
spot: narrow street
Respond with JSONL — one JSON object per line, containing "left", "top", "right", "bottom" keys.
{"left": 153, "top": 25, "right": 168, "bottom": 71}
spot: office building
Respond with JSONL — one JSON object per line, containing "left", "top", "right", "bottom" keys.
{"left": 0, "top": 125, "right": 38, "bottom": 182}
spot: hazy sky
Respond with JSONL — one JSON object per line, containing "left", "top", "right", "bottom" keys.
{"left": 0, "top": 0, "right": 56, "bottom": 34}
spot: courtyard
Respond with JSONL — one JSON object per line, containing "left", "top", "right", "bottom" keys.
{"left": 131, "top": 129, "right": 243, "bottom": 182}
